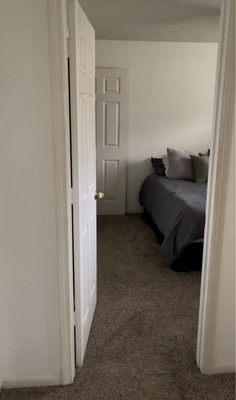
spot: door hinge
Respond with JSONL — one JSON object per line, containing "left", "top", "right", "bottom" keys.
{"left": 67, "top": 37, "right": 72, "bottom": 58}
{"left": 73, "top": 311, "right": 76, "bottom": 327}
{"left": 69, "top": 188, "right": 75, "bottom": 205}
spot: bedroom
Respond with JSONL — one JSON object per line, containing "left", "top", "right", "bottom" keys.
{"left": 0, "top": 0, "right": 235, "bottom": 397}
{"left": 94, "top": 40, "right": 216, "bottom": 272}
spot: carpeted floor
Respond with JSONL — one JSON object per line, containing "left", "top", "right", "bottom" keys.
{"left": 2, "top": 215, "right": 235, "bottom": 400}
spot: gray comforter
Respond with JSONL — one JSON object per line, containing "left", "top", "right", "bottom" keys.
{"left": 139, "top": 175, "right": 207, "bottom": 263}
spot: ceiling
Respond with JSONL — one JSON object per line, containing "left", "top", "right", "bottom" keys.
{"left": 79, "top": 0, "right": 221, "bottom": 42}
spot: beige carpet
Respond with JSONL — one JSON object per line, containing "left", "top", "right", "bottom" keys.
{"left": 2, "top": 215, "right": 235, "bottom": 399}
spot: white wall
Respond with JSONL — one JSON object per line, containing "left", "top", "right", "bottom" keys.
{"left": 96, "top": 40, "right": 218, "bottom": 212}
{"left": 212, "top": 128, "right": 235, "bottom": 371}
{"left": 0, "top": 0, "right": 61, "bottom": 386}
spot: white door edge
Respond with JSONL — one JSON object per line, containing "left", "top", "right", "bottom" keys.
{"left": 68, "top": 0, "right": 97, "bottom": 368}
{"left": 48, "top": 0, "right": 75, "bottom": 385}
{"left": 197, "top": 0, "right": 234, "bottom": 373}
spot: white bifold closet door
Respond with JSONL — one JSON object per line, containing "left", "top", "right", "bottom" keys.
{"left": 96, "top": 68, "right": 128, "bottom": 215}
{"left": 68, "top": 0, "right": 97, "bottom": 367}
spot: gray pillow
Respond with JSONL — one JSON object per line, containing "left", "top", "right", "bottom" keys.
{"left": 167, "top": 148, "right": 194, "bottom": 180}
{"left": 162, "top": 155, "right": 169, "bottom": 177}
{"left": 192, "top": 155, "right": 209, "bottom": 183}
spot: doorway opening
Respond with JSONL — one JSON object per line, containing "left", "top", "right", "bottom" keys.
{"left": 94, "top": 38, "right": 219, "bottom": 393}
{"left": 65, "top": 0, "right": 234, "bottom": 393}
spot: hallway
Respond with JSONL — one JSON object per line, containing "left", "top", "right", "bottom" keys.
{"left": 2, "top": 216, "right": 234, "bottom": 400}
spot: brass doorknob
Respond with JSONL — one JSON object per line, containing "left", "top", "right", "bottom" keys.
{"left": 94, "top": 191, "right": 104, "bottom": 200}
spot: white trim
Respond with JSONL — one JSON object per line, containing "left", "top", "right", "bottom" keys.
{"left": 48, "top": 0, "right": 75, "bottom": 384}
{"left": 203, "top": 363, "right": 236, "bottom": 376}
{"left": 197, "top": 0, "right": 234, "bottom": 374}
{"left": 1, "top": 375, "right": 62, "bottom": 389}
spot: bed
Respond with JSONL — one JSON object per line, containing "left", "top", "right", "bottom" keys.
{"left": 139, "top": 174, "right": 207, "bottom": 269}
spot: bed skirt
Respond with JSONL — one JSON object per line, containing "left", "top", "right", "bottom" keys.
{"left": 142, "top": 209, "right": 203, "bottom": 272}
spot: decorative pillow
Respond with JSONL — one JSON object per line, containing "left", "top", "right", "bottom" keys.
{"left": 167, "top": 148, "right": 194, "bottom": 181}
{"left": 192, "top": 155, "right": 209, "bottom": 183}
{"left": 151, "top": 157, "right": 166, "bottom": 176}
{"left": 162, "top": 155, "right": 169, "bottom": 177}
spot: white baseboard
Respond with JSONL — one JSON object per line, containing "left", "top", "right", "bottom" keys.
{"left": 126, "top": 209, "right": 143, "bottom": 214}
{"left": 199, "top": 363, "right": 235, "bottom": 375}
{"left": 1, "top": 374, "right": 63, "bottom": 389}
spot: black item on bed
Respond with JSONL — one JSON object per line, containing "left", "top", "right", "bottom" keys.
{"left": 151, "top": 157, "right": 166, "bottom": 176}
{"left": 139, "top": 174, "right": 206, "bottom": 269}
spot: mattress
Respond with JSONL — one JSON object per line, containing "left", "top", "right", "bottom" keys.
{"left": 139, "top": 175, "right": 207, "bottom": 263}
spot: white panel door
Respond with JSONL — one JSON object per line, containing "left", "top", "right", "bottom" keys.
{"left": 68, "top": 0, "right": 96, "bottom": 367}
{"left": 96, "top": 68, "right": 128, "bottom": 215}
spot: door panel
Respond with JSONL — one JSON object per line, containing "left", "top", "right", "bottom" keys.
{"left": 68, "top": 0, "right": 96, "bottom": 367}
{"left": 104, "top": 102, "right": 120, "bottom": 146}
{"left": 104, "top": 160, "right": 119, "bottom": 200}
{"left": 96, "top": 68, "right": 128, "bottom": 215}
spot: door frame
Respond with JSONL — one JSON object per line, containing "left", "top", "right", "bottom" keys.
{"left": 48, "top": 0, "right": 233, "bottom": 385}
{"left": 196, "top": 0, "right": 234, "bottom": 373}
{"left": 48, "top": 0, "right": 75, "bottom": 385}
